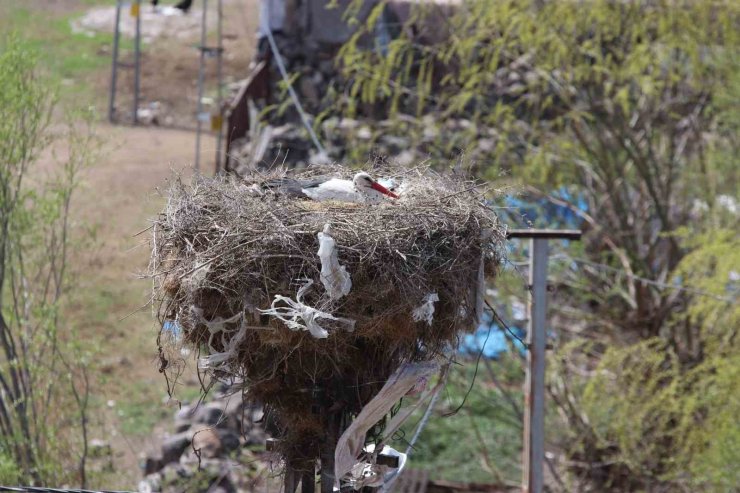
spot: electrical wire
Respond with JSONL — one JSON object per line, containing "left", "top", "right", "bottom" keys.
{"left": 552, "top": 254, "right": 737, "bottom": 303}
{"left": 260, "top": 20, "right": 326, "bottom": 155}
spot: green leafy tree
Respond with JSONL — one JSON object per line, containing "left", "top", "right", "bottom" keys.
{"left": 324, "top": 0, "right": 739, "bottom": 489}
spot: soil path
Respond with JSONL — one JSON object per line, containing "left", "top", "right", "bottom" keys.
{"left": 70, "top": 124, "right": 216, "bottom": 488}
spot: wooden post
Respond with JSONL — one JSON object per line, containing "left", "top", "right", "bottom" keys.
{"left": 506, "top": 230, "right": 581, "bottom": 493}
{"left": 301, "top": 467, "right": 316, "bottom": 493}
{"left": 321, "top": 412, "right": 340, "bottom": 493}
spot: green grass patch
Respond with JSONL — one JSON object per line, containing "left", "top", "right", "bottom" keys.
{"left": 0, "top": 3, "right": 132, "bottom": 101}
{"left": 116, "top": 380, "right": 170, "bottom": 436}
{"left": 390, "top": 354, "right": 525, "bottom": 484}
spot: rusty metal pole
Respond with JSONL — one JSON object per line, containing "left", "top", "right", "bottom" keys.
{"left": 214, "top": 0, "right": 224, "bottom": 174}
{"left": 194, "top": 0, "right": 208, "bottom": 172}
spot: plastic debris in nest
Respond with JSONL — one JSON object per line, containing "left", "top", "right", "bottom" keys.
{"left": 259, "top": 280, "right": 356, "bottom": 339}
{"left": 194, "top": 308, "right": 247, "bottom": 370}
{"left": 412, "top": 292, "right": 439, "bottom": 326}
{"left": 334, "top": 361, "right": 439, "bottom": 487}
{"left": 317, "top": 224, "right": 352, "bottom": 300}
{"left": 345, "top": 444, "right": 407, "bottom": 490}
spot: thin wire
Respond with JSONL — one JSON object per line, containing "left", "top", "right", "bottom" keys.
{"left": 442, "top": 320, "right": 493, "bottom": 418}
{"left": 0, "top": 488, "right": 132, "bottom": 493}
{"left": 485, "top": 299, "right": 527, "bottom": 347}
{"left": 261, "top": 23, "right": 325, "bottom": 155}
{"left": 382, "top": 368, "right": 449, "bottom": 493}
{"left": 553, "top": 254, "right": 736, "bottom": 303}
{"left": 405, "top": 371, "right": 447, "bottom": 453}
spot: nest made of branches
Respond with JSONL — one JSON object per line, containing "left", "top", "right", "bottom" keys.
{"left": 150, "top": 164, "right": 505, "bottom": 462}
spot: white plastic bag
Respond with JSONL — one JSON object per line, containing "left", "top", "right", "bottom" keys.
{"left": 334, "top": 361, "right": 438, "bottom": 486}
{"left": 192, "top": 308, "right": 246, "bottom": 370}
{"left": 412, "top": 293, "right": 439, "bottom": 325}
{"left": 317, "top": 224, "right": 352, "bottom": 300}
{"left": 260, "top": 281, "right": 355, "bottom": 339}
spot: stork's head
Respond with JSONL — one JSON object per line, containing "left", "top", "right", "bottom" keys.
{"left": 353, "top": 172, "right": 399, "bottom": 199}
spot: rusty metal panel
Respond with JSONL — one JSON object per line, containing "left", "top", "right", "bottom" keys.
{"left": 223, "top": 60, "right": 270, "bottom": 173}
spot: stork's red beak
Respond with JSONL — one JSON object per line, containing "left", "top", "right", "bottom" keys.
{"left": 371, "top": 181, "right": 399, "bottom": 199}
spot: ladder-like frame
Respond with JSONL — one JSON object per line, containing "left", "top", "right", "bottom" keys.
{"left": 108, "top": 0, "right": 225, "bottom": 173}
{"left": 108, "top": 0, "right": 142, "bottom": 124}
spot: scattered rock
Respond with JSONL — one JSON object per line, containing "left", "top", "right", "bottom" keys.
{"left": 191, "top": 428, "right": 222, "bottom": 458}
{"left": 194, "top": 402, "right": 227, "bottom": 427}
{"left": 217, "top": 429, "right": 241, "bottom": 454}
{"left": 142, "top": 386, "right": 270, "bottom": 491}
{"left": 143, "top": 455, "right": 164, "bottom": 476}
{"left": 173, "top": 419, "right": 191, "bottom": 433}
{"left": 161, "top": 432, "right": 191, "bottom": 465}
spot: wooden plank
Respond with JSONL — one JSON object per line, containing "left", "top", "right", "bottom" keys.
{"left": 223, "top": 60, "right": 269, "bottom": 172}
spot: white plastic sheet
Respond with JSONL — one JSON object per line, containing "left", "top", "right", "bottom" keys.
{"left": 344, "top": 444, "right": 407, "bottom": 490}
{"left": 317, "top": 224, "right": 352, "bottom": 300}
{"left": 193, "top": 308, "right": 247, "bottom": 370}
{"left": 334, "top": 361, "right": 439, "bottom": 486}
{"left": 259, "top": 281, "right": 356, "bottom": 339}
{"left": 412, "top": 293, "right": 439, "bottom": 325}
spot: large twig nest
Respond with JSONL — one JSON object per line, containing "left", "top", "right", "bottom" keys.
{"left": 150, "top": 164, "right": 505, "bottom": 462}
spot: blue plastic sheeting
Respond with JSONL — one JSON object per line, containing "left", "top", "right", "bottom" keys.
{"left": 500, "top": 188, "right": 587, "bottom": 229}
{"left": 162, "top": 319, "right": 182, "bottom": 339}
{"left": 459, "top": 312, "right": 527, "bottom": 359}
{"left": 459, "top": 190, "right": 586, "bottom": 358}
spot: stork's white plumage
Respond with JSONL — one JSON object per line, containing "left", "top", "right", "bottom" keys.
{"left": 301, "top": 172, "right": 399, "bottom": 204}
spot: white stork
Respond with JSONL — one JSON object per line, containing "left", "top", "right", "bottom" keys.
{"left": 265, "top": 172, "right": 399, "bottom": 204}
{"left": 302, "top": 172, "right": 399, "bottom": 204}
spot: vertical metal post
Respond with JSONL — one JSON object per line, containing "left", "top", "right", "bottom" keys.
{"left": 522, "top": 238, "right": 548, "bottom": 493}
{"left": 194, "top": 0, "right": 208, "bottom": 172}
{"left": 132, "top": 0, "right": 142, "bottom": 124}
{"left": 301, "top": 466, "right": 316, "bottom": 493}
{"left": 214, "top": 0, "right": 224, "bottom": 174}
{"left": 320, "top": 413, "right": 339, "bottom": 493}
{"left": 108, "top": 1, "right": 123, "bottom": 122}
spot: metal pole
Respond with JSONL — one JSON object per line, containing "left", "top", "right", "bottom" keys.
{"left": 320, "top": 413, "right": 339, "bottom": 493}
{"left": 132, "top": 0, "right": 142, "bottom": 124}
{"left": 522, "top": 238, "right": 548, "bottom": 493}
{"left": 507, "top": 229, "right": 580, "bottom": 493}
{"left": 214, "top": 0, "right": 224, "bottom": 174}
{"left": 108, "top": 1, "right": 122, "bottom": 122}
{"left": 194, "top": 0, "right": 208, "bottom": 172}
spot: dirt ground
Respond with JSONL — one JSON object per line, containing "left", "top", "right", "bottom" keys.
{"left": 66, "top": 124, "right": 215, "bottom": 487}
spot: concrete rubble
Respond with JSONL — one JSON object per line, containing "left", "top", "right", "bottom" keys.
{"left": 226, "top": 45, "right": 544, "bottom": 174}
{"left": 138, "top": 384, "right": 271, "bottom": 493}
